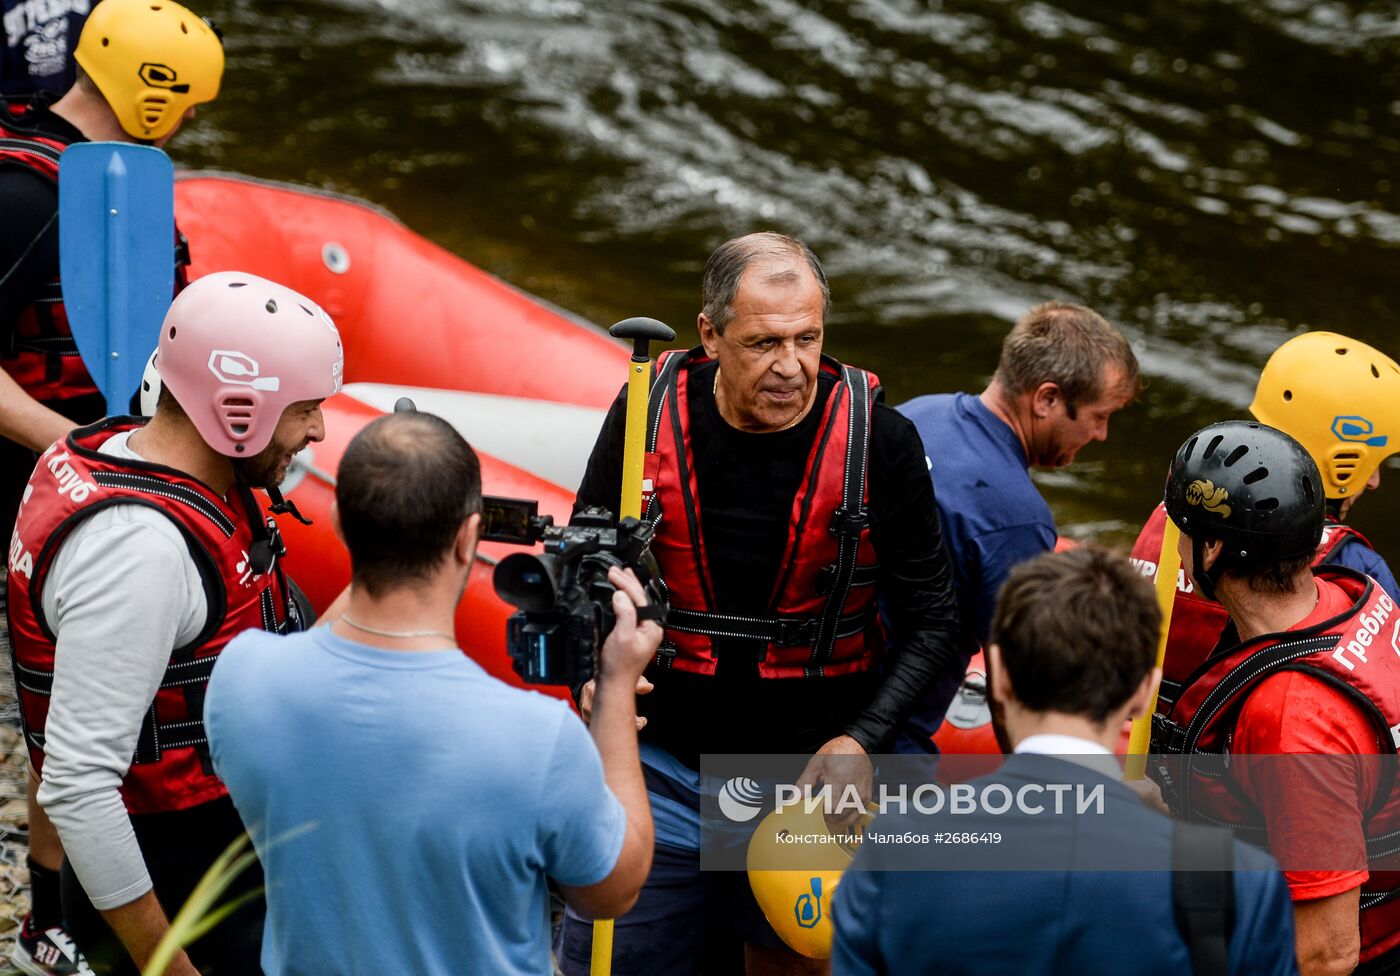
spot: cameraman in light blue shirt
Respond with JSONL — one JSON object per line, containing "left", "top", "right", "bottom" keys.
{"left": 205, "top": 411, "right": 658, "bottom": 976}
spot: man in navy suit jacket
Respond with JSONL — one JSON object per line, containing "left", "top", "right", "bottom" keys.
{"left": 831, "top": 546, "right": 1298, "bottom": 976}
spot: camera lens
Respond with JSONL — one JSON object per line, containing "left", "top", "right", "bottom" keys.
{"left": 494, "top": 553, "right": 560, "bottom": 612}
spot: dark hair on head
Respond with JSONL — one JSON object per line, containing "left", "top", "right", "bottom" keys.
{"left": 1223, "top": 551, "right": 1314, "bottom": 595}
{"left": 995, "top": 301, "right": 1141, "bottom": 416}
{"left": 990, "top": 546, "right": 1159, "bottom": 724}
{"left": 336, "top": 412, "right": 482, "bottom": 597}
{"left": 74, "top": 66, "right": 99, "bottom": 95}
{"left": 701, "top": 232, "right": 830, "bottom": 335}
{"left": 155, "top": 382, "right": 184, "bottom": 416}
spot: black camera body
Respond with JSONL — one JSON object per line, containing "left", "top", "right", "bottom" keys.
{"left": 480, "top": 497, "right": 666, "bottom": 688}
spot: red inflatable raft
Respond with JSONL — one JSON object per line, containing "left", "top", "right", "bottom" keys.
{"left": 932, "top": 538, "right": 1135, "bottom": 762}
{"left": 174, "top": 173, "right": 632, "bottom": 699}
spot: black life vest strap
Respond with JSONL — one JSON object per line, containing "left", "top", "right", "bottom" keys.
{"left": 1360, "top": 885, "right": 1400, "bottom": 913}
{"left": 1182, "top": 633, "right": 1341, "bottom": 753}
{"left": 0, "top": 136, "right": 62, "bottom": 171}
{"left": 1155, "top": 676, "right": 1184, "bottom": 711}
{"left": 89, "top": 470, "right": 238, "bottom": 538}
{"left": 1171, "top": 821, "right": 1235, "bottom": 976}
{"left": 132, "top": 710, "right": 211, "bottom": 765}
{"left": 815, "top": 561, "right": 879, "bottom": 595}
{"left": 132, "top": 655, "right": 220, "bottom": 764}
{"left": 650, "top": 353, "right": 716, "bottom": 612}
{"left": 645, "top": 352, "right": 686, "bottom": 455}
{"left": 807, "top": 365, "right": 873, "bottom": 676}
{"left": 642, "top": 351, "right": 686, "bottom": 533}
{"left": 665, "top": 606, "right": 874, "bottom": 647}
{"left": 13, "top": 335, "right": 80, "bottom": 355}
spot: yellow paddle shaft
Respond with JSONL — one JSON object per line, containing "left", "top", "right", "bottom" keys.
{"left": 591, "top": 359, "right": 653, "bottom": 976}
{"left": 1124, "top": 519, "right": 1181, "bottom": 780}
{"left": 618, "top": 359, "right": 652, "bottom": 521}
{"left": 590, "top": 919, "right": 615, "bottom": 976}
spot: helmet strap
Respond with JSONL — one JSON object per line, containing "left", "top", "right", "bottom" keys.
{"left": 228, "top": 473, "right": 286, "bottom": 576}
{"left": 266, "top": 485, "right": 314, "bottom": 526}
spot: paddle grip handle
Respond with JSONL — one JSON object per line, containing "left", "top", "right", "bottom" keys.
{"left": 610, "top": 318, "right": 674, "bottom": 522}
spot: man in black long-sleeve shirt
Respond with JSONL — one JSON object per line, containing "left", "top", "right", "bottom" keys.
{"left": 556, "top": 232, "right": 960, "bottom": 976}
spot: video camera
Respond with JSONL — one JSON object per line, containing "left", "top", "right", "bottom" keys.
{"left": 479, "top": 497, "right": 666, "bottom": 688}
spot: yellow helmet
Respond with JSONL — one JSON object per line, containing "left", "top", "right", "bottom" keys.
{"left": 746, "top": 799, "right": 869, "bottom": 959}
{"left": 1249, "top": 331, "right": 1400, "bottom": 500}
{"left": 74, "top": 0, "right": 223, "bottom": 141}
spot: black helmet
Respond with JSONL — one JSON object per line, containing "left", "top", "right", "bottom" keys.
{"left": 1164, "top": 421, "right": 1323, "bottom": 599}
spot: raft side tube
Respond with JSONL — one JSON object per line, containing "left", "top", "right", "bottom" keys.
{"left": 277, "top": 392, "right": 577, "bottom": 703}
{"left": 173, "top": 172, "right": 631, "bottom": 407}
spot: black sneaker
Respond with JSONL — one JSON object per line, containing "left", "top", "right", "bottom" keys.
{"left": 10, "top": 916, "right": 92, "bottom": 976}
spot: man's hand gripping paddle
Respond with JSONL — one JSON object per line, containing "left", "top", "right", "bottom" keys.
{"left": 590, "top": 316, "right": 674, "bottom": 976}
{"left": 59, "top": 142, "right": 175, "bottom": 412}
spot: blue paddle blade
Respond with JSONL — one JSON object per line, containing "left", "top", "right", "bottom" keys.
{"left": 58, "top": 142, "right": 175, "bottom": 412}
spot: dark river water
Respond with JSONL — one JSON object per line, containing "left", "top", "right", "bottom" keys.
{"left": 176, "top": 0, "right": 1400, "bottom": 550}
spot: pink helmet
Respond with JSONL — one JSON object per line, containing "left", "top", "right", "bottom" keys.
{"left": 157, "top": 271, "right": 344, "bottom": 457}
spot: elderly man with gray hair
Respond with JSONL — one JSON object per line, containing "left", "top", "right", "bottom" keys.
{"left": 559, "top": 232, "right": 961, "bottom": 974}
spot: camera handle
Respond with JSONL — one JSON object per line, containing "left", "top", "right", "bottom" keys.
{"left": 590, "top": 318, "right": 673, "bottom": 976}
{"left": 609, "top": 317, "right": 675, "bottom": 521}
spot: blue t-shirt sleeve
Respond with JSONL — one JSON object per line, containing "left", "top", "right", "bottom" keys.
{"left": 538, "top": 710, "right": 627, "bottom": 888}
{"left": 1327, "top": 539, "right": 1400, "bottom": 603}
{"left": 1228, "top": 853, "right": 1299, "bottom": 976}
{"left": 205, "top": 631, "right": 265, "bottom": 784}
{"left": 830, "top": 867, "right": 883, "bottom": 976}
{"left": 969, "top": 524, "right": 1057, "bottom": 643}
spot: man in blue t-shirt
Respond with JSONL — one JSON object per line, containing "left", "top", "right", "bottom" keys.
{"left": 205, "top": 412, "right": 661, "bottom": 976}
{"left": 897, "top": 302, "right": 1138, "bottom": 751}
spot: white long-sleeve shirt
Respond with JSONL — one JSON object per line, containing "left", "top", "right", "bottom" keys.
{"left": 36, "top": 431, "right": 208, "bottom": 909}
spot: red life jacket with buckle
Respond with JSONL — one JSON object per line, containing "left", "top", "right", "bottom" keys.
{"left": 1131, "top": 502, "right": 1376, "bottom": 713}
{"left": 641, "top": 348, "right": 884, "bottom": 679}
{"left": 0, "top": 97, "right": 189, "bottom": 404}
{"left": 6, "top": 419, "right": 307, "bottom": 815}
{"left": 1150, "top": 567, "right": 1400, "bottom": 946}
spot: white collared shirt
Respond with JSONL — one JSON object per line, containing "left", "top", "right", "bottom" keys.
{"left": 1014, "top": 733, "right": 1120, "bottom": 779}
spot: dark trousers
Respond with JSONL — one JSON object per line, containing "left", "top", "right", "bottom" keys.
{"left": 60, "top": 795, "right": 265, "bottom": 976}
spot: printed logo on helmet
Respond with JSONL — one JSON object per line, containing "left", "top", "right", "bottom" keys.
{"left": 208, "top": 350, "right": 281, "bottom": 391}
{"left": 1185, "top": 479, "right": 1231, "bottom": 518}
{"left": 794, "top": 877, "right": 824, "bottom": 929}
{"left": 137, "top": 62, "right": 190, "bottom": 93}
{"left": 1331, "top": 415, "right": 1388, "bottom": 448}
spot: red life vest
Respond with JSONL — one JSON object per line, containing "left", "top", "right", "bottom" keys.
{"left": 641, "top": 348, "right": 884, "bottom": 679}
{"left": 1130, "top": 502, "right": 1375, "bottom": 712}
{"left": 0, "top": 98, "right": 189, "bottom": 404}
{"left": 6, "top": 419, "right": 306, "bottom": 815}
{"left": 1150, "top": 567, "right": 1400, "bottom": 930}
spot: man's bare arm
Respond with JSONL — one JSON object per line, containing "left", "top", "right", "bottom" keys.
{"left": 101, "top": 892, "right": 199, "bottom": 976}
